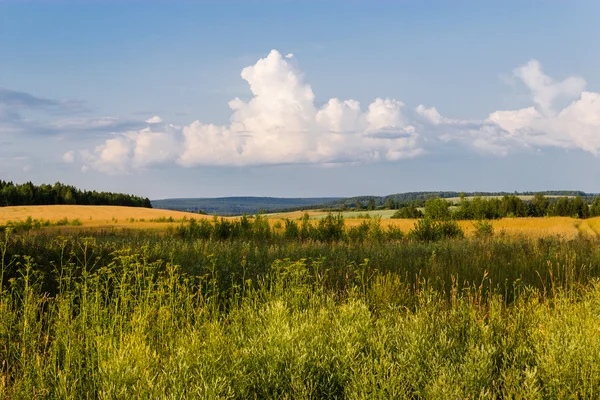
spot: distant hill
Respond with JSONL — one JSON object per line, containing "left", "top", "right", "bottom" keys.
{"left": 153, "top": 191, "right": 599, "bottom": 216}
{"left": 151, "top": 197, "right": 341, "bottom": 216}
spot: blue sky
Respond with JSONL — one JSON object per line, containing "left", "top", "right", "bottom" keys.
{"left": 1, "top": 1, "right": 599, "bottom": 199}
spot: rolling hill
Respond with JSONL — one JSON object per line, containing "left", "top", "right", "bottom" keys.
{"left": 151, "top": 197, "right": 341, "bottom": 215}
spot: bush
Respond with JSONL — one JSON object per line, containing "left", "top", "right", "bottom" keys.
{"left": 424, "top": 198, "right": 451, "bottom": 220}
{"left": 409, "top": 217, "right": 464, "bottom": 242}
{"left": 316, "top": 213, "right": 345, "bottom": 242}
{"left": 473, "top": 220, "right": 494, "bottom": 237}
{"left": 283, "top": 219, "right": 299, "bottom": 239}
{"left": 391, "top": 206, "right": 423, "bottom": 219}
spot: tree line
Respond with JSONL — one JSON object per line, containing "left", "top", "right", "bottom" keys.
{"left": 0, "top": 180, "right": 152, "bottom": 208}
{"left": 392, "top": 194, "right": 600, "bottom": 220}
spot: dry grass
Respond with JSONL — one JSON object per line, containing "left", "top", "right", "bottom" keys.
{"left": 268, "top": 213, "right": 591, "bottom": 239}
{"left": 1, "top": 205, "right": 597, "bottom": 238}
{"left": 0, "top": 205, "right": 215, "bottom": 231}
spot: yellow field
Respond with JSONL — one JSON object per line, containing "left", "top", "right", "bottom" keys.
{"left": 1, "top": 205, "right": 600, "bottom": 238}
{"left": 266, "top": 210, "right": 600, "bottom": 239}
{"left": 0, "top": 205, "right": 214, "bottom": 232}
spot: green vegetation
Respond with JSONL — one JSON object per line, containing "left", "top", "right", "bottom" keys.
{"left": 151, "top": 191, "right": 599, "bottom": 216}
{"left": 151, "top": 196, "right": 339, "bottom": 215}
{"left": 391, "top": 205, "right": 423, "bottom": 219}
{"left": 3, "top": 212, "right": 600, "bottom": 397}
{"left": 0, "top": 181, "right": 152, "bottom": 208}
{"left": 389, "top": 194, "right": 600, "bottom": 220}
{"left": 0, "top": 216, "right": 82, "bottom": 233}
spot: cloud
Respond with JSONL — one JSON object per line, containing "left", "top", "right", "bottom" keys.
{"left": 146, "top": 115, "right": 163, "bottom": 124}
{"left": 513, "top": 60, "right": 586, "bottom": 116}
{"left": 486, "top": 69, "right": 600, "bottom": 155}
{"left": 0, "top": 88, "right": 86, "bottom": 114}
{"left": 77, "top": 51, "right": 600, "bottom": 173}
{"left": 49, "top": 117, "right": 146, "bottom": 133}
{"left": 62, "top": 151, "right": 75, "bottom": 163}
{"left": 0, "top": 87, "right": 94, "bottom": 137}
{"left": 82, "top": 50, "right": 423, "bottom": 173}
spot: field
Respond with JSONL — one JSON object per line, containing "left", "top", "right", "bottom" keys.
{"left": 3, "top": 205, "right": 600, "bottom": 240}
{"left": 443, "top": 194, "right": 575, "bottom": 204}
{"left": 0, "top": 205, "right": 214, "bottom": 231}
{"left": 3, "top": 205, "right": 600, "bottom": 397}
{"left": 266, "top": 209, "right": 600, "bottom": 239}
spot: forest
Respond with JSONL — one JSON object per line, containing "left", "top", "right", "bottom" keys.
{"left": 0, "top": 180, "right": 152, "bottom": 208}
{"left": 391, "top": 194, "right": 600, "bottom": 220}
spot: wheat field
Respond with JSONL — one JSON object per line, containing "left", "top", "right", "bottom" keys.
{"left": 2, "top": 205, "right": 600, "bottom": 238}
{"left": 0, "top": 205, "right": 214, "bottom": 231}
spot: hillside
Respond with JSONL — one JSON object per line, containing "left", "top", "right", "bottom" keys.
{"left": 152, "top": 191, "right": 598, "bottom": 215}
{"left": 0, "top": 205, "right": 213, "bottom": 231}
{"left": 151, "top": 197, "right": 341, "bottom": 215}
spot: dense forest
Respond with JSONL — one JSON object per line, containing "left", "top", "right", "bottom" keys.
{"left": 0, "top": 180, "right": 152, "bottom": 208}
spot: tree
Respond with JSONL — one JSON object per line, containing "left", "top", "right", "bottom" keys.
{"left": 367, "top": 199, "right": 376, "bottom": 211}
{"left": 531, "top": 193, "right": 550, "bottom": 217}
{"left": 424, "top": 198, "right": 451, "bottom": 220}
{"left": 570, "top": 196, "right": 589, "bottom": 218}
{"left": 590, "top": 195, "right": 600, "bottom": 217}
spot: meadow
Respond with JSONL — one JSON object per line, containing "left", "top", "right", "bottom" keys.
{"left": 2, "top": 206, "right": 600, "bottom": 397}
{"left": 3, "top": 204, "right": 599, "bottom": 240}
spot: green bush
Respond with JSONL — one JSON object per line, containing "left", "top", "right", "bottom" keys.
{"left": 409, "top": 217, "right": 464, "bottom": 241}
{"left": 473, "top": 219, "right": 494, "bottom": 237}
{"left": 391, "top": 206, "right": 423, "bottom": 219}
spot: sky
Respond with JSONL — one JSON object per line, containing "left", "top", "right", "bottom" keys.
{"left": 1, "top": 0, "right": 600, "bottom": 199}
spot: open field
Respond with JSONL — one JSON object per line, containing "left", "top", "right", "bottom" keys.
{"left": 3, "top": 224, "right": 600, "bottom": 397}
{"left": 0, "top": 205, "right": 215, "bottom": 231}
{"left": 266, "top": 209, "right": 399, "bottom": 220}
{"left": 266, "top": 209, "right": 600, "bottom": 239}
{"left": 443, "top": 194, "right": 575, "bottom": 204}
{"left": 2, "top": 205, "right": 600, "bottom": 239}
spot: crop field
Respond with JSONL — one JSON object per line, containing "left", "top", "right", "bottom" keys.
{"left": 267, "top": 210, "right": 600, "bottom": 239}
{"left": 2, "top": 205, "right": 600, "bottom": 240}
{"left": 0, "top": 205, "right": 214, "bottom": 231}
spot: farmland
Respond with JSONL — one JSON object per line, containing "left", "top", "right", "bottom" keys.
{"left": 2, "top": 205, "right": 600, "bottom": 239}
{"left": 3, "top": 205, "right": 600, "bottom": 240}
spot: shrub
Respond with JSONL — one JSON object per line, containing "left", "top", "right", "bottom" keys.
{"left": 473, "top": 220, "right": 494, "bottom": 237}
{"left": 409, "top": 217, "right": 464, "bottom": 242}
{"left": 424, "top": 198, "right": 451, "bottom": 220}
{"left": 391, "top": 206, "right": 423, "bottom": 219}
{"left": 284, "top": 219, "right": 299, "bottom": 239}
{"left": 316, "top": 213, "right": 345, "bottom": 242}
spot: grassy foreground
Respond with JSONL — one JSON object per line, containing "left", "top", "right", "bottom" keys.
{"left": 1, "top": 229, "right": 600, "bottom": 398}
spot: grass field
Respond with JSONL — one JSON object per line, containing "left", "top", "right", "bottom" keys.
{"left": 0, "top": 205, "right": 215, "bottom": 231}
{"left": 443, "top": 194, "right": 575, "bottom": 204}
{"left": 266, "top": 209, "right": 600, "bottom": 239}
{"left": 2, "top": 205, "right": 600, "bottom": 239}
{"left": 3, "top": 221, "right": 600, "bottom": 397}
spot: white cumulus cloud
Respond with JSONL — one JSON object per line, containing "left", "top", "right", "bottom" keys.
{"left": 146, "top": 115, "right": 163, "bottom": 124}
{"left": 82, "top": 50, "right": 423, "bottom": 173}
{"left": 77, "top": 51, "right": 600, "bottom": 173}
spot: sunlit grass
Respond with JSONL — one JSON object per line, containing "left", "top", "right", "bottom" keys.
{"left": 2, "top": 232, "right": 600, "bottom": 398}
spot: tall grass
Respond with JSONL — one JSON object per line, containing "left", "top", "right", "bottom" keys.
{"left": 2, "top": 230, "right": 600, "bottom": 397}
